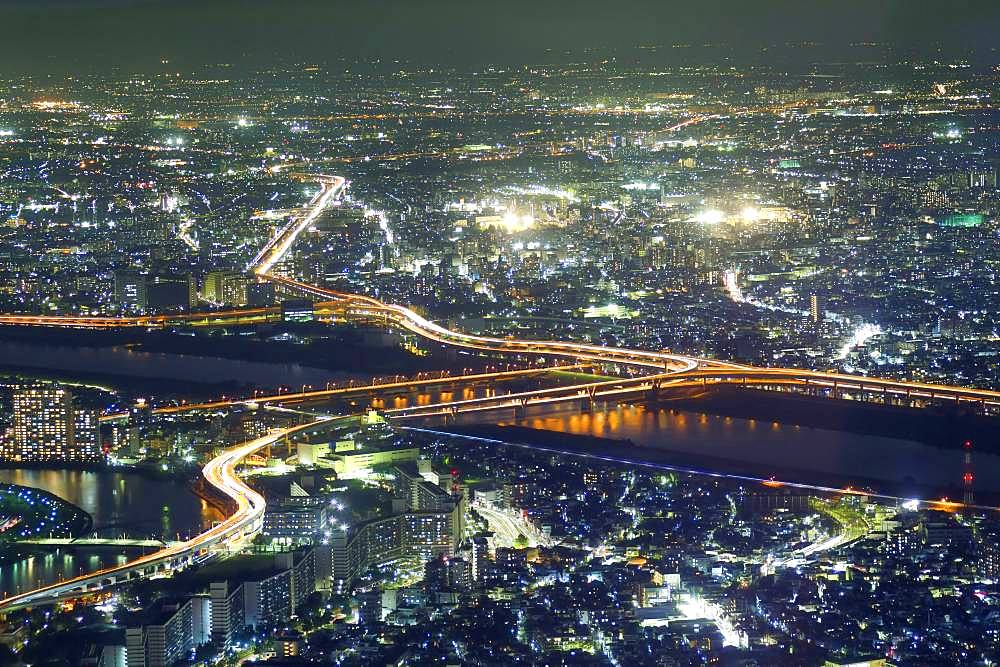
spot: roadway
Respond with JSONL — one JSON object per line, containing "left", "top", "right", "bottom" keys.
{"left": 474, "top": 502, "right": 552, "bottom": 549}
{"left": 3, "top": 175, "right": 997, "bottom": 412}
{"left": 247, "top": 175, "right": 1000, "bottom": 410}
{"left": 404, "top": 426, "right": 995, "bottom": 514}
{"left": 771, "top": 498, "right": 878, "bottom": 569}
{"left": 0, "top": 421, "right": 323, "bottom": 611}
{"left": 151, "top": 364, "right": 585, "bottom": 415}
{"left": 381, "top": 366, "right": 1000, "bottom": 422}
{"left": 2, "top": 161, "right": 1000, "bottom": 610}
{"left": 16, "top": 538, "right": 179, "bottom": 548}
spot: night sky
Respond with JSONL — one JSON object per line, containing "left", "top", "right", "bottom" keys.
{"left": 2, "top": 0, "right": 999, "bottom": 72}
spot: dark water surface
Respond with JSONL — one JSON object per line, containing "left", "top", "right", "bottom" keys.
{"left": 506, "top": 402, "right": 1000, "bottom": 492}
{"left": 0, "top": 469, "right": 219, "bottom": 598}
{"left": 0, "top": 339, "right": 351, "bottom": 388}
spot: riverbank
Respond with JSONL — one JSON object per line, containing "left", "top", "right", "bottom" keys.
{"left": 0, "top": 321, "right": 445, "bottom": 377}
{"left": 0, "top": 364, "right": 252, "bottom": 399}
{"left": 0, "top": 468, "right": 219, "bottom": 541}
{"left": 434, "top": 423, "right": 998, "bottom": 506}
{"left": 0, "top": 468, "right": 217, "bottom": 597}
{"left": 0, "top": 482, "right": 92, "bottom": 562}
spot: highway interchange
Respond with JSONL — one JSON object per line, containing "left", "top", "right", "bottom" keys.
{"left": 1, "top": 167, "right": 998, "bottom": 610}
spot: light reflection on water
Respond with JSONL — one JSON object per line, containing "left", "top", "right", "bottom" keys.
{"left": 0, "top": 551, "right": 132, "bottom": 598}
{"left": 499, "top": 402, "right": 1000, "bottom": 491}
{"left": 0, "top": 469, "right": 219, "bottom": 597}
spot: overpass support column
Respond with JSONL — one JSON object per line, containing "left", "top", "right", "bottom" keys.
{"left": 646, "top": 378, "right": 662, "bottom": 403}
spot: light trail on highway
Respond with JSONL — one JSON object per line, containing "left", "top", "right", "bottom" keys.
{"left": 246, "top": 173, "right": 1000, "bottom": 410}
{"left": 6, "top": 152, "right": 997, "bottom": 409}
{"left": 151, "top": 364, "right": 584, "bottom": 415}
{"left": 474, "top": 503, "right": 552, "bottom": 549}
{"left": 0, "top": 421, "right": 323, "bottom": 611}
{"left": 3, "top": 126, "right": 1000, "bottom": 609}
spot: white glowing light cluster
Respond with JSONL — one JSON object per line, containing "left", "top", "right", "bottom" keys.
{"left": 836, "top": 323, "right": 883, "bottom": 360}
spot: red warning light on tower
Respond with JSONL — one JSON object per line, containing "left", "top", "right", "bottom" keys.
{"left": 963, "top": 440, "right": 975, "bottom": 507}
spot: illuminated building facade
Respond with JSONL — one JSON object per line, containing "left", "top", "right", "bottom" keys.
{"left": 327, "top": 457, "right": 465, "bottom": 584}
{"left": 8, "top": 386, "right": 101, "bottom": 463}
{"left": 330, "top": 507, "right": 461, "bottom": 585}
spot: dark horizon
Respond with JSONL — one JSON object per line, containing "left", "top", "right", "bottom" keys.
{"left": 3, "top": 0, "right": 1000, "bottom": 74}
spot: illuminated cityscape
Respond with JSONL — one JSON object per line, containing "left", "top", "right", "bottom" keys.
{"left": 0, "top": 1, "right": 997, "bottom": 665}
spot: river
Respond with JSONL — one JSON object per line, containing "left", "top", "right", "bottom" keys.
{"left": 2, "top": 400, "right": 995, "bottom": 598}
{"left": 0, "top": 469, "right": 219, "bottom": 598}
{"left": 505, "top": 403, "right": 1000, "bottom": 494}
{"left": 0, "top": 340, "right": 354, "bottom": 388}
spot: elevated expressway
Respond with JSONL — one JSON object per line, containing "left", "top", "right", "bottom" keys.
{"left": 2, "top": 171, "right": 1000, "bottom": 611}
{"left": 248, "top": 175, "right": 1000, "bottom": 412}
{"left": 149, "top": 364, "right": 586, "bottom": 415}
{"left": 386, "top": 366, "right": 1000, "bottom": 421}
{"left": 0, "top": 422, "right": 320, "bottom": 611}
{"left": 0, "top": 307, "right": 279, "bottom": 329}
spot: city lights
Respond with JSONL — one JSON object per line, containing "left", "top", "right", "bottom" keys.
{"left": 0, "top": 10, "right": 995, "bottom": 664}
{"left": 692, "top": 208, "right": 725, "bottom": 224}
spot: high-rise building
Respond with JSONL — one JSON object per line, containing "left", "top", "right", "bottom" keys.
{"left": 202, "top": 271, "right": 250, "bottom": 306}
{"left": 463, "top": 536, "right": 490, "bottom": 582}
{"left": 7, "top": 386, "right": 101, "bottom": 462}
{"left": 146, "top": 275, "right": 196, "bottom": 312}
{"left": 201, "top": 271, "right": 228, "bottom": 303}
{"left": 210, "top": 548, "right": 318, "bottom": 633}
{"left": 209, "top": 581, "right": 244, "bottom": 649}
{"left": 810, "top": 294, "right": 825, "bottom": 325}
{"left": 74, "top": 407, "right": 102, "bottom": 458}
{"left": 221, "top": 274, "right": 250, "bottom": 307}
{"left": 331, "top": 506, "right": 462, "bottom": 585}
{"left": 262, "top": 501, "right": 328, "bottom": 543}
{"left": 114, "top": 272, "right": 147, "bottom": 313}
{"left": 357, "top": 588, "right": 382, "bottom": 625}
{"left": 125, "top": 597, "right": 203, "bottom": 667}
{"left": 246, "top": 282, "right": 277, "bottom": 307}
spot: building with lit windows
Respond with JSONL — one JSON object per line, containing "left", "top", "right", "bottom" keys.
{"left": 210, "top": 548, "right": 318, "bottom": 636}
{"left": 328, "top": 458, "right": 465, "bottom": 584}
{"left": 262, "top": 501, "right": 328, "bottom": 543}
{"left": 330, "top": 504, "right": 462, "bottom": 584}
{"left": 125, "top": 597, "right": 210, "bottom": 667}
{"left": 114, "top": 272, "right": 146, "bottom": 314}
{"left": 203, "top": 271, "right": 250, "bottom": 306}
{"left": 209, "top": 581, "right": 244, "bottom": 649}
{"left": 6, "top": 385, "right": 102, "bottom": 463}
